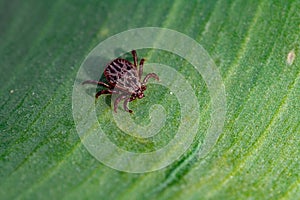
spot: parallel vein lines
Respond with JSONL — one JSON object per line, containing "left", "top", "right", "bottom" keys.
{"left": 207, "top": 69, "right": 300, "bottom": 197}
{"left": 223, "top": 1, "right": 263, "bottom": 82}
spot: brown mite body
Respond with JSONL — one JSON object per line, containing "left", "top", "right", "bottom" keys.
{"left": 82, "top": 50, "right": 159, "bottom": 113}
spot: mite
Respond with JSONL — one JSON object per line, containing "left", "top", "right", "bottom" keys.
{"left": 82, "top": 50, "right": 159, "bottom": 113}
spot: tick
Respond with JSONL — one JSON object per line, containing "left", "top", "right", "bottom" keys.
{"left": 82, "top": 50, "right": 159, "bottom": 113}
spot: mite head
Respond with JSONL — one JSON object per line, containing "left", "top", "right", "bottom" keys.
{"left": 138, "top": 85, "right": 147, "bottom": 99}
{"left": 137, "top": 92, "right": 144, "bottom": 99}
{"left": 131, "top": 85, "right": 147, "bottom": 100}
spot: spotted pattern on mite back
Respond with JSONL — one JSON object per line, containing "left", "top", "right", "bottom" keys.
{"left": 104, "top": 58, "right": 141, "bottom": 93}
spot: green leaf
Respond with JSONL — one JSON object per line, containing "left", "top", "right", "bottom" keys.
{"left": 0, "top": 0, "right": 299, "bottom": 199}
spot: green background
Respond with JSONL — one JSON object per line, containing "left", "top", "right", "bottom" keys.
{"left": 0, "top": 0, "right": 299, "bottom": 199}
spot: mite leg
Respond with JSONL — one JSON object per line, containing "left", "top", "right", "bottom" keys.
{"left": 123, "top": 97, "right": 133, "bottom": 113}
{"left": 131, "top": 50, "right": 138, "bottom": 68}
{"left": 82, "top": 80, "right": 111, "bottom": 88}
{"left": 143, "top": 73, "right": 159, "bottom": 84}
{"left": 138, "top": 58, "right": 145, "bottom": 81}
{"left": 114, "top": 95, "right": 127, "bottom": 113}
{"left": 95, "top": 89, "right": 118, "bottom": 98}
